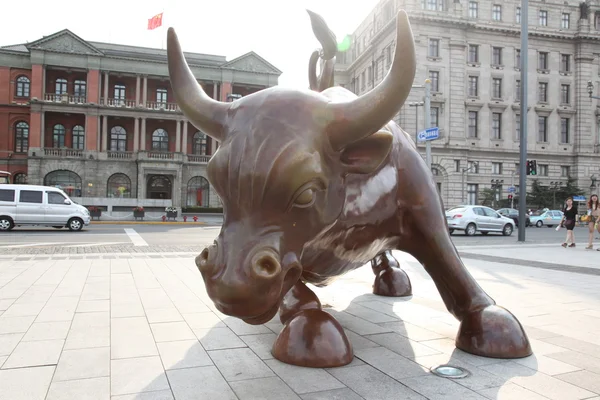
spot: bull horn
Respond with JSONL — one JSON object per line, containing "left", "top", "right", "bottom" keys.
{"left": 167, "top": 27, "right": 229, "bottom": 142}
{"left": 326, "top": 10, "right": 416, "bottom": 151}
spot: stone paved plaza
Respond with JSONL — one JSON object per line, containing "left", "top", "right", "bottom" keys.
{"left": 0, "top": 245, "right": 599, "bottom": 400}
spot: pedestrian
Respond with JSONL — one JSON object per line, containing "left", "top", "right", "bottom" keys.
{"left": 585, "top": 194, "right": 600, "bottom": 250}
{"left": 560, "top": 197, "right": 578, "bottom": 248}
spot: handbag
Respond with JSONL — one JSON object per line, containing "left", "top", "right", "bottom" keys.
{"left": 581, "top": 215, "right": 591, "bottom": 223}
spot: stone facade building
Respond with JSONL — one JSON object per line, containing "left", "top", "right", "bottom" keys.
{"left": 334, "top": 0, "right": 600, "bottom": 207}
{"left": 0, "top": 29, "right": 280, "bottom": 214}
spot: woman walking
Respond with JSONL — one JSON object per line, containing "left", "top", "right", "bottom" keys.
{"left": 560, "top": 197, "right": 578, "bottom": 248}
{"left": 585, "top": 194, "right": 600, "bottom": 250}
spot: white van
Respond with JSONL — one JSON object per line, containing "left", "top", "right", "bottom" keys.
{"left": 0, "top": 184, "right": 91, "bottom": 231}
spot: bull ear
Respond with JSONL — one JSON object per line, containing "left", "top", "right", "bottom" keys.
{"left": 340, "top": 130, "right": 393, "bottom": 175}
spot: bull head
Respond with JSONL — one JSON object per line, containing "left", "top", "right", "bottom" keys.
{"left": 167, "top": 10, "right": 416, "bottom": 324}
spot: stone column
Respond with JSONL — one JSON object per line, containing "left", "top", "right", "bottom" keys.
{"left": 213, "top": 82, "right": 218, "bottom": 99}
{"left": 40, "top": 111, "right": 45, "bottom": 148}
{"left": 449, "top": 39, "right": 467, "bottom": 143}
{"left": 175, "top": 120, "right": 181, "bottom": 152}
{"left": 142, "top": 76, "right": 148, "bottom": 107}
{"left": 140, "top": 118, "right": 146, "bottom": 150}
{"left": 103, "top": 72, "right": 109, "bottom": 103}
{"left": 133, "top": 118, "right": 140, "bottom": 152}
{"left": 182, "top": 121, "right": 188, "bottom": 155}
{"left": 135, "top": 75, "right": 141, "bottom": 106}
{"left": 101, "top": 115, "right": 108, "bottom": 151}
{"left": 210, "top": 137, "right": 218, "bottom": 155}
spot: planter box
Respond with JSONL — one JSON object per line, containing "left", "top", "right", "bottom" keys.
{"left": 133, "top": 210, "right": 145, "bottom": 220}
{"left": 166, "top": 211, "right": 178, "bottom": 220}
{"left": 90, "top": 210, "right": 102, "bottom": 220}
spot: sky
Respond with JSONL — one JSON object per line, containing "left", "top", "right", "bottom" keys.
{"left": 1, "top": 0, "right": 380, "bottom": 89}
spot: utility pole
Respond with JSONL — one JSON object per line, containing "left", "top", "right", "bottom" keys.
{"left": 518, "top": 0, "right": 529, "bottom": 242}
{"left": 510, "top": 170, "right": 516, "bottom": 209}
{"left": 424, "top": 78, "right": 432, "bottom": 169}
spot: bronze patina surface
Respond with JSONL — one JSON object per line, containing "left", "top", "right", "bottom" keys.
{"left": 167, "top": 9, "right": 532, "bottom": 368}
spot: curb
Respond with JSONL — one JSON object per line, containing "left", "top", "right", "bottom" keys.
{"left": 90, "top": 221, "right": 207, "bottom": 225}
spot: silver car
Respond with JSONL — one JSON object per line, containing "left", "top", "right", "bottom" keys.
{"left": 446, "top": 205, "right": 515, "bottom": 236}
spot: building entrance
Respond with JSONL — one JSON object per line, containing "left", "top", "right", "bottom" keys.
{"left": 146, "top": 175, "right": 172, "bottom": 199}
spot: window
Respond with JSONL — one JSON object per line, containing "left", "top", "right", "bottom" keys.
{"left": 468, "top": 76, "right": 478, "bottom": 96}
{"left": 492, "top": 47, "right": 502, "bottom": 65}
{"left": 467, "top": 184, "right": 479, "bottom": 205}
{"left": 156, "top": 88, "right": 168, "bottom": 104}
{"left": 16, "top": 76, "right": 30, "bottom": 97}
{"left": 430, "top": 107, "right": 439, "bottom": 128}
{"left": 428, "top": 39, "right": 439, "bottom": 57}
{"left": 560, "top": 54, "right": 571, "bottom": 72}
{"left": 538, "top": 116, "right": 548, "bottom": 142}
{"left": 152, "top": 128, "right": 169, "bottom": 152}
{"left": 361, "top": 71, "right": 366, "bottom": 90}
{"left": 52, "top": 124, "right": 66, "bottom": 148}
{"left": 44, "top": 170, "right": 82, "bottom": 197}
{"left": 561, "top": 118, "right": 570, "bottom": 143}
{"left": 48, "top": 192, "right": 67, "bottom": 205}
{"left": 367, "top": 66, "right": 373, "bottom": 85}
{"left": 74, "top": 80, "right": 86, "bottom": 99}
{"left": 538, "top": 82, "right": 548, "bottom": 102}
{"left": 492, "top": 113, "right": 502, "bottom": 139}
{"left": 539, "top": 10, "right": 548, "bottom": 26}
{"left": 561, "top": 166, "right": 570, "bottom": 177}
{"left": 14, "top": 121, "right": 29, "bottom": 153}
{"left": 539, "top": 165, "right": 548, "bottom": 176}
{"left": 561, "top": 84, "right": 570, "bottom": 104}
{"left": 0, "top": 189, "right": 15, "bottom": 202}
{"left": 107, "top": 173, "right": 132, "bottom": 198}
{"left": 110, "top": 126, "right": 127, "bottom": 152}
{"left": 538, "top": 52, "right": 548, "bottom": 70}
{"left": 469, "top": 1, "right": 478, "bottom": 18}
{"left": 114, "top": 84, "right": 126, "bottom": 100}
{"left": 429, "top": 71, "right": 439, "bottom": 92}
{"left": 455, "top": 160, "right": 461, "bottom": 172}
{"left": 192, "top": 132, "right": 208, "bottom": 155}
{"left": 468, "top": 45, "right": 479, "bottom": 63}
{"left": 468, "top": 161, "right": 479, "bottom": 173}
{"left": 55, "top": 78, "right": 67, "bottom": 95}
{"left": 516, "top": 7, "right": 521, "bottom": 23}
{"left": 13, "top": 173, "right": 27, "bottom": 184}
{"left": 492, "top": 78, "right": 502, "bottom": 98}
{"left": 492, "top": 162, "right": 503, "bottom": 175}
{"left": 516, "top": 80, "right": 521, "bottom": 97}
{"left": 19, "top": 190, "right": 43, "bottom": 204}
{"left": 72, "top": 125, "right": 85, "bottom": 150}
{"left": 562, "top": 13, "right": 570, "bottom": 29}
{"left": 515, "top": 114, "right": 521, "bottom": 140}
{"left": 515, "top": 49, "right": 521, "bottom": 69}
{"left": 468, "top": 111, "right": 478, "bottom": 138}
{"left": 386, "top": 46, "right": 391, "bottom": 66}
{"left": 492, "top": 5, "right": 502, "bottom": 21}
{"left": 186, "top": 176, "right": 211, "bottom": 207}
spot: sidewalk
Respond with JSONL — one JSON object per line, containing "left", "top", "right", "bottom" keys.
{"left": 0, "top": 247, "right": 599, "bottom": 399}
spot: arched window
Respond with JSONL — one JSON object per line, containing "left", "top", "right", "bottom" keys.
{"left": 152, "top": 129, "right": 169, "bottom": 152}
{"left": 14, "top": 121, "right": 29, "bottom": 153}
{"left": 55, "top": 78, "right": 67, "bottom": 95}
{"left": 192, "top": 132, "right": 207, "bottom": 155}
{"left": 186, "top": 176, "right": 210, "bottom": 207}
{"left": 53, "top": 124, "right": 66, "bottom": 148}
{"left": 44, "top": 170, "right": 82, "bottom": 197}
{"left": 107, "top": 173, "right": 132, "bottom": 198}
{"left": 147, "top": 175, "right": 172, "bottom": 199}
{"left": 13, "top": 173, "right": 27, "bottom": 184}
{"left": 72, "top": 125, "right": 85, "bottom": 150}
{"left": 110, "top": 126, "right": 127, "bottom": 152}
{"left": 16, "top": 76, "right": 30, "bottom": 97}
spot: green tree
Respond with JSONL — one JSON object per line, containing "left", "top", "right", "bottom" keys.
{"left": 528, "top": 179, "right": 552, "bottom": 209}
{"left": 554, "top": 178, "right": 584, "bottom": 208}
{"left": 479, "top": 188, "right": 496, "bottom": 207}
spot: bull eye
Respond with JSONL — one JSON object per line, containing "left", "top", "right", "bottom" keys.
{"left": 293, "top": 188, "right": 315, "bottom": 208}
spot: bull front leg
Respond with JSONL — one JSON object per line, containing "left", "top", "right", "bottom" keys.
{"left": 400, "top": 193, "right": 531, "bottom": 359}
{"left": 272, "top": 280, "right": 353, "bottom": 368}
{"left": 371, "top": 250, "right": 412, "bottom": 297}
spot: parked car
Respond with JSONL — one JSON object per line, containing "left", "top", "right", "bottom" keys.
{"left": 0, "top": 184, "right": 90, "bottom": 231}
{"left": 446, "top": 205, "right": 515, "bottom": 236}
{"left": 529, "top": 209, "right": 564, "bottom": 228}
{"left": 496, "top": 208, "right": 531, "bottom": 227}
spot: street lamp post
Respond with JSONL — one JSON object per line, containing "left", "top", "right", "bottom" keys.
{"left": 550, "top": 181, "right": 563, "bottom": 209}
{"left": 518, "top": 0, "right": 529, "bottom": 242}
{"left": 461, "top": 161, "right": 479, "bottom": 204}
{"left": 491, "top": 179, "right": 504, "bottom": 209}
{"left": 510, "top": 170, "right": 516, "bottom": 209}
{"left": 408, "top": 101, "right": 424, "bottom": 145}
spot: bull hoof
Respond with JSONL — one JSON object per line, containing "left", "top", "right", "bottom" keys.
{"left": 272, "top": 309, "right": 353, "bottom": 368}
{"left": 456, "top": 305, "right": 532, "bottom": 358}
{"left": 373, "top": 267, "right": 412, "bottom": 297}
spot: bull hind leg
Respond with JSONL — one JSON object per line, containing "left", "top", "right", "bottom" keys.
{"left": 371, "top": 250, "right": 412, "bottom": 297}
{"left": 272, "top": 280, "right": 353, "bottom": 368}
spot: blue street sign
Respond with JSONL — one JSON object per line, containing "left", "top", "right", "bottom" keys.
{"left": 417, "top": 127, "right": 440, "bottom": 142}
{"left": 508, "top": 186, "right": 516, "bottom": 193}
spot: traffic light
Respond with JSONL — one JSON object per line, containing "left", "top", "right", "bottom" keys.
{"left": 526, "top": 160, "right": 537, "bottom": 176}
{"left": 508, "top": 194, "right": 513, "bottom": 200}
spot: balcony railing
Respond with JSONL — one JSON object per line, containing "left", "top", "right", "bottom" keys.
{"left": 44, "top": 93, "right": 87, "bottom": 104}
{"left": 107, "top": 151, "right": 134, "bottom": 160}
{"left": 146, "top": 101, "right": 179, "bottom": 111}
{"left": 187, "top": 155, "right": 210, "bottom": 163}
{"left": 43, "top": 148, "right": 84, "bottom": 158}
{"left": 102, "top": 98, "right": 136, "bottom": 108}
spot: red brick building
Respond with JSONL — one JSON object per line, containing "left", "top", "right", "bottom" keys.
{"left": 0, "top": 29, "right": 280, "bottom": 214}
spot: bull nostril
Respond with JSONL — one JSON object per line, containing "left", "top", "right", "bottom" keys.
{"left": 252, "top": 252, "right": 282, "bottom": 279}
{"left": 196, "top": 246, "right": 214, "bottom": 273}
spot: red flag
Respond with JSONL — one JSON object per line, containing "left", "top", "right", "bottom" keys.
{"left": 147, "top": 13, "right": 163, "bottom": 30}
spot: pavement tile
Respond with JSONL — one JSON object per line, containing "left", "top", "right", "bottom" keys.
{"left": 230, "top": 376, "right": 302, "bottom": 400}
{"left": 111, "top": 390, "right": 174, "bottom": 400}
{"left": 64, "top": 324, "right": 110, "bottom": 350}
{"left": 543, "top": 336, "right": 600, "bottom": 359}
{"left": 111, "top": 317, "right": 158, "bottom": 359}
{"left": 166, "top": 365, "right": 237, "bottom": 400}
{"left": 1, "top": 301, "right": 46, "bottom": 317}
{"left": 221, "top": 316, "right": 272, "bottom": 335}
{"left": 354, "top": 346, "right": 430, "bottom": 380}
{"left": 327, "top": 364, "right": 426, "bottom": 399}
{"left": 400, "top": 374, "right": 487, "bottom": 399}
{"left": 76, "top": 300, "right": 110, "bottom": 313}
{"left": 193, "top": 327, "right": 247, "bottom": 350}
{"left": 145, "top": 307, "right": 182, "bottom": 323}
{"left": 555, "top": 369, "right": 600, "bottom": 394}
{"left": 156, "top": 339, "right": 213, "bottom": 370}
{"left": 0, "top": 299, "right": 16, "bottom": 311}
{"left": 2, "top": 339, "right": 64, "bottom": 369}
{"left": 0, "top": 315, "right": 35, "bottom": 334}
{"left": 378, "top": 320, "right": 445, "bottom": 341}
{"left": 111, "top": 356, "right": 169, "bottom": 396}
{"left": 111, "top": 302, "right": 145, "bottom": 318}
{"left": 138, "top": 289, "right": 173, "bottom": 310}
{"left": 341, "top": 303, "right": 400, "bottom": 324}
{"left": 478, "top": 383, "right": 550, "bottom": 399}
{"left": 0, "top": 365, "right": 55, "bottom": 400}
{"left": 326, "top": 310, "right": 393, "bottom": 336}
{"left": 183, "top": 311, "right": 226, "bottom": 329}
{"left": 265, "top": 358, "right": 346, "bottom": 394}
{"left": 150, "top": 321, "right": 196, "bottom": 342}
{"left": 299, "top": 388, "right": 364, "bottom": 400}
{"left": 239, "top": 332, "right": 277, "bottom": 359}
{"left": 0, "top": 356, "right": 5, "bottom": 368}
{"left": 46, "top": 376, "right": 110, "bottom": 400}
{"left": 35, "top": 306, "right": 76, "bottom": 322}
{"left": 53, "top": 347, "right": 110, "bottom": 381}
{"left": 0, "top": 332, "right": 24, "bottom": 356}
{"left": 515, "top": 354, "right": 583, "bottom": 375}
{"left": 208, "top": 347, "right": 275, "bottom": 381}
{"left": 22, "top": 321, "right": 71, "bottom": 341}
{"left": 547, "top": 351, "right": 600, "bottom": 375}
{"left": 345, "top": 330, "right": 380, "bottom": 351}
{"left": 365, "top": 332, "right": 442, "bottom": 358}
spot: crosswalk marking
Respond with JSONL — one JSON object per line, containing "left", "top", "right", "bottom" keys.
{"left": 124, "top": 228, "right": 149, "bottom": 247}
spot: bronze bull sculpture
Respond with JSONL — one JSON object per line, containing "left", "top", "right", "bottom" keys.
{"left": 167, "top": 9, "right": 532, "bottom": 368}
